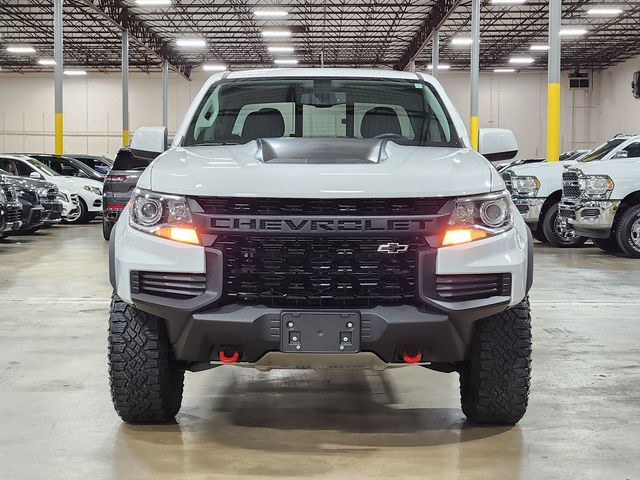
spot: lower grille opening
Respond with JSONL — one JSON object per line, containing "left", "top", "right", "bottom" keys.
{"left": 6, "top": 207, "right": 21, "bottom": 224}
{"left": 214, "top": 234, "right": 427, "bottom": 308}
{"left": 435, "top": 273, "right": 511, "bottom": 301}
{"left": 131, "top": 271, "right": 207, "bottom": 299}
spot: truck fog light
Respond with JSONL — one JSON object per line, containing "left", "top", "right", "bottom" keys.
{"left": 442, "top": 228, "right": 487, "bottom": 246}
{"left": 154, "top": 226, "right": 200, "bottom": 245}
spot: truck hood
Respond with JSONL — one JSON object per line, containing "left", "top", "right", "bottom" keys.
{"left": 508, "top": 159, "right": 577, "bottom": 176}
{"left": 144, "top": 139, "right": 498, "bottom": 198}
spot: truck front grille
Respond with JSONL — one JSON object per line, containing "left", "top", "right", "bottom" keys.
{"left": 435, "top": 274, "right": 512, "bottom": 301}
{"left": 193, "top": 196, "right": 448, "bottom": 216}
{"left": 131, "top": 271, "right": 207, "bottom": 299}
{"left": 562, "top": 172, "right": 581, "bottom": 198}
{"left": 213, "top": 234, "right": 427, "bottom": 307}
{"left": 502, "top": 172, "right": 513, "bottom": 194}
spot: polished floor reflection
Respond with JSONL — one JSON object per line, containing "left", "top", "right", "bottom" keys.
{"left": 1, "top": 224, "right": 639, "bottom": 479}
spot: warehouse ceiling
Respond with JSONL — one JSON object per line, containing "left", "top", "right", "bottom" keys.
{"left": 0, "top": 0, "right": 639, "bottom": 77}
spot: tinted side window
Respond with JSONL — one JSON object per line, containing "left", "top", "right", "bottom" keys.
{"left": 620, "top": 142, "right": 640, "bottom": 159}
{"left": 113, "top": 151, "right": 151, "bottom": 170}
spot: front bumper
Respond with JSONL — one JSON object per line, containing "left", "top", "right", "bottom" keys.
{"left": 111, "top": 209, "right": 531, "bottom": 365}
{"left": 512, "top": 197, "right": 545, "bottom": 226}
{"left": 42, "top": 201, "right": 63, "bottom": 224}
{"left": 0, "top": 202, "right": 23, "bottom": 233}
{"left": 20, "top": 204, "right": 45, "bottom": 230}
{"left": 558, "top": 199, "right": 620, "bottom": 238}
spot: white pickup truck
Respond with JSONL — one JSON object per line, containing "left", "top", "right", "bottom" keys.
{"left": 559, "top": 134, "right": 640, "bottom": 258}
{"left": 500, "top": 150, "right": 594, "bottom": 247}
{"left": 108, "top": 68, "right": 533, "bottom": 426}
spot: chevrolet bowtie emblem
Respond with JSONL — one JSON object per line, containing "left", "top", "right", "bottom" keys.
{"left": 377, "top": 242, "right": 409, "bottom": 254}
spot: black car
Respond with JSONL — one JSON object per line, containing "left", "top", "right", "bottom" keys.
{"left": 0, "top": 175, "right": 23, "bottom": 239}
{"left": 0, "top": 168, "right": 63, "bottom": 230}
{"left": 21, "top": 154, "right": 105, "bottom": 183}
{"left": 65, "top": 154, "right": 113, "bottom": 176}
{"left": 102, "top": 148, "right": 152, "bottom": 240}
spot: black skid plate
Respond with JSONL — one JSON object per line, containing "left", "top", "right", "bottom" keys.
{"left": 280, "top": 312, "right": 360, "bottom": 353}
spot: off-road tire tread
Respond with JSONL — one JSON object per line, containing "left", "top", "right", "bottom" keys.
{"left": 532, "top": 227, "right": 547, "bottom": 243}
{"left": 615, "top": 205, "right": 640, "bottom": 258}
{"left": 108, "top": 295, "right": 184, "bottom": 423}
{"left": 460, "top": 297, "right": 532, "bottom": 425}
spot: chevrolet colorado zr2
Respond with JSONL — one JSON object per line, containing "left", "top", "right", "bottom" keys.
{"left": 108, "top": 69, "right": 533, "bottom": 425}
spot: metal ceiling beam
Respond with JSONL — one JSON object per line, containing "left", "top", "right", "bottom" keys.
{"left": 75, "top": 0, "right": 192, "bottom": 79}
{"left": 395, "top": 0, "right": 464, "bottom": 71}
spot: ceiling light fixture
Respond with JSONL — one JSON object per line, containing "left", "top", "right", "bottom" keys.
{"left": 268, "top": 46, "right": 295, "bottom": 54}
{"left": 509, "top": 56, "right": 535, "bottom": 64}
{"left": 6, "top": 45, "right": 36, "bottom": 54}
{"left": 530, "top": 44, "right": 550, "bottom": 51}
{"left": 135, "top": 0, "right": 172, "bottom": 5}
{"left": 490, "top": 0, "right": 527, "bottom": 4}
{"left": 274, "top": 58, "right": 299, "bottom": 65}
{"left": 176, "top": 38, "right": 206, "bottom": 48}
{"left": 427, "top": 64, "right": 451, "bottom": 70}
{"left": 262, "top": 30, "right": 292, "bottom": 38}
{"left": 451, "top": 37, "right": 473, "bottom": 46}
{"left": 64, "top": 69, "right": 87, "bottom": 76}
{"left": 38, "top": 58, "right": 56, "bottom": 66}
{"left": 586, "top": 7, "right": 622, "bottom": 15}
{"left": 202, "top": 64, "right": 227, "bottom": 71}
{"left": 559, "top": 27, "right": 587, "bottom": 36}
{"left": 253, "top": 9, "right": 288, "bottom": 17}
{"left": 494, "top": 68, "right": 516, "bottom": 73}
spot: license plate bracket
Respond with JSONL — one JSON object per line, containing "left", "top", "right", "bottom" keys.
{"left": 280, "top": 312, "right": 360, "bottom": 353}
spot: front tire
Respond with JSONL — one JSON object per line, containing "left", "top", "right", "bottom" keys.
{"left": 108, "top": 295, "right": 185, "bottom": 423}
{"left": 459, "top": 298, "right": 532, "bottom": 425}
{"left": 615, "top": 205, "right": 640, "bottom": 258}
{"left": 541, "top": 204, "right": 586, "bottom": 248}
{"left": 64, "top": 198, "right": 90, "bottom": 224}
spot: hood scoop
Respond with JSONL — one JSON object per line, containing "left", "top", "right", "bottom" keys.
{"left": 256, "top": 137, "right": 389, "bottom": 164}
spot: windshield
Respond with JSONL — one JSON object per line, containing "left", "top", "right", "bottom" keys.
{"left": 579, "top": 139, "right": 626, "bottom": 163}
{"left": 25, "top": 158, "right": 60, "bottom": 176}
{"left": 183, "top": 77, "right": 460, "bottom": 148}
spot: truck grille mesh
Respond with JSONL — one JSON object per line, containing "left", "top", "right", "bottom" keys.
{"left": 562, "top": 171, "right": 581, "bottom": 198}
{"left": 213, "top": 234, "right": 427, "bottom": 307}
{"left": 501, "top": 172, "right": 513, "bottom": 194}
{"left": 193, "top": 196, "right": 448, "bottom": 216}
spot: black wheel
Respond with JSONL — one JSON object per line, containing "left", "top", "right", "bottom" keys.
{"left": 459, "top": 297, "right": 532, "bottom": 425}
{"left": 541, "top": 204, "right": 587, "bottom": 248}
{"left": 64, "top": 198, "right": 90, "bottom": 224}
{"left": 592, "top": 235, "right": 621, "bottom": 253}
{"left": 532, "top": 227, "right": 547, "bottom": 243}
{"left": 102, "top": 219, "right": 114, "bottom": 241}
{"left": 615, "top": 205, "right": 640, "bottom": 258}
{"left": 108, "top": 295, "right": 185, "bottom": 423}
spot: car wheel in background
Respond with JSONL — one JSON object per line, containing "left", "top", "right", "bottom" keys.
{"left": 532, "top": 227, "right": 547, "bottom": 243}
{"left": 541, "top": 204, "right": 587, "bottom": 248}
{"left": 108, "top": 295, "right": 185, "bottom": 423}
{"left": 459, "top": 297, "right": 532, "bottom": 425}
{"left": 102, "top": 219, "right": 114, "bottom": 241}
{"left": 615, "top": 205, "right": 640, "bottom": 259}
{"left": 64, "top": 198, "right": 90, "bottom": 224}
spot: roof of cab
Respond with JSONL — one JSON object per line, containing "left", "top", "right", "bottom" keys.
{"left": 225, "top": 68, "right": 428, "bottom": 81}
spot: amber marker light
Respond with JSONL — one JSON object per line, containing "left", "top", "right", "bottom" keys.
{"left": 154, "top": 226, "right": 200, "bottom": 245}
{"left": 442, "top": 228, "right": 488, "bottom": 246}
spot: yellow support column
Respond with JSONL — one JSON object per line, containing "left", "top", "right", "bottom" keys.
{"left": 55, "top": 113, "right": 63, "bottom": 155}
{"left": 122, "top": 129, "right": 129, "bottom": 146}
{"left": 546, "top": 83, "right": 560, "bottom": 161}
{"left": 470, "top": 115, "right": 479, "bottom": 150}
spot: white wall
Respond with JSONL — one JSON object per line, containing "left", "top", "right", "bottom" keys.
{"left": 0, "top": 56, "right": 638, "bottom": 158}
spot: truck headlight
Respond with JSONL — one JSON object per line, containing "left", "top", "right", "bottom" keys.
{"left": 83, "top": 185, "right": 102, "bottom": 196}
{"left": 442, "top": 191, "right": 513, "bottom": 247}
{"left": 582, "top": 175, "right": 614, "bottom": 199}
{"left": 129, "top": 188, "right": 199, "bottom": 245}
{"left": 511, "top": 175, "right": 540, "bottom": 196}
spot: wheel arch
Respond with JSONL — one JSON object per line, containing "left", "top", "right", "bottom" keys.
{"left": 613, "top": 190, "right": 640, "bottom": 227}
{"left": 540, "top": 190, "right": 562, "bottom": 219}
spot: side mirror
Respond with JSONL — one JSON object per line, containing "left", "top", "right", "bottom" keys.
{"left": 130, "top": 126, "right": 168, "bottom": 160}
{"left": 478, "top": 128, "right": 518, "bottom": 162}
{"left": 29, "top": 171, "right": 43, "bottom": 179}
{"left": 614, "top": 150, "right": 628, "bottom": 159}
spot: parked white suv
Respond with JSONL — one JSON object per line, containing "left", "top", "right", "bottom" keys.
{"left": 501, "top": 151, "right": 589, "bottom": 247}
{"left": 108, "top": 69, "right": 533, "bottom": 425}
{"left": 0, "top": 154, "right": 103, "bottom": 224}
{"left": 559, "top": 134, "right": 640, "bottom": 257}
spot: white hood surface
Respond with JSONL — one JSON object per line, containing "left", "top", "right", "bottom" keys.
{"left": 52, "top": 175, "right": 103, "bottom": 191}
{"left": 143, "top": 140, "right": 498, "bottom": 199}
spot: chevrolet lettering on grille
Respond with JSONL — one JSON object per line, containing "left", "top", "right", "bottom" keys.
{"left": 209, "top": 215, "right": 437, "bottom": 234}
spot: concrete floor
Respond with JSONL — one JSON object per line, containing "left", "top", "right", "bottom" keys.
{"left": 1, "top": 223, "right": 640, "bottom": 480}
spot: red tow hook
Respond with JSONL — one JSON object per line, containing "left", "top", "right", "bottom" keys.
{"left": 402, "top": 348, "right": 423, "bottom": 364}
{"left": 218, "top": 348, "right": 240, "bottom": 364}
